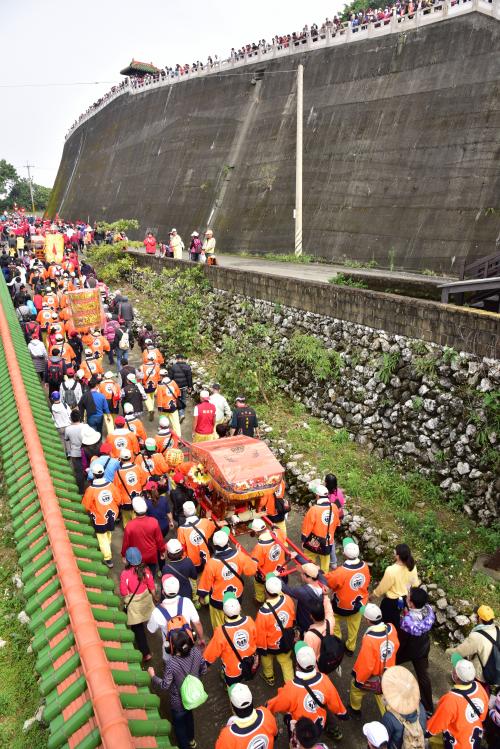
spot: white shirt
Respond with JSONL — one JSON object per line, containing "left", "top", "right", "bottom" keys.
{"left": 147, "top": 595, "right": 200, "bottom": 657}
{"left": 209, "top": 392, "right": 232, "bottom": 423}
{"left": 51, "top": 402, "right": 72, "bottom": 429}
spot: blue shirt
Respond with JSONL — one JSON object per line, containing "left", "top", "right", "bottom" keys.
{"left": 91, "top": 390, "right": 110, "bottom": 418}
{"left": 161, "top": 557, "right": 197, "bottom": 600}
{"left": 87, "top": 455, "right": 120, "bottom": 483}
{"left": 146, "top": 494, "right": 172, "bottom": 536}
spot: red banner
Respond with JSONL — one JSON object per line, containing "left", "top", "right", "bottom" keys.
{"left": 68, "top": 289, "right": 103, "bottom": 332}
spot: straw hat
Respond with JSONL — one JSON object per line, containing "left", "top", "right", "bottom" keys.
{"left": 381, "top": 666, "right": 420, "bottom": 714}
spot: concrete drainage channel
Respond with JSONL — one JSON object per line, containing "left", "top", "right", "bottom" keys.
{"left": 0, "top": 275, "right": 175, "bottom": 749}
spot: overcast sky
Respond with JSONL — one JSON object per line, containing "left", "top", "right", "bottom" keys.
{"left": 2, "top": 0, "right": 343, "bottom": 188}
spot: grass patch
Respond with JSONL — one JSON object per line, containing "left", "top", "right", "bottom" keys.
{"left": 329, "top": 273, "right": 368, "bottom": 289}
{"left": 288, "top": 333, "right": 342, "bottom": 381}
{"left": 0, "top": 489, "right": 48, "bottom": 748}
{"left": 264, "top": 252, "right": 313, "bottom": 264}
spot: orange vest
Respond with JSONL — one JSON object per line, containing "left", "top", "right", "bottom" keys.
{"left": 301, "top": 501, "right": 340, "bottom": 548}
{"left": 138, "top": 451, "right": 169, "bottom": 478}
{"left": 204, "top": 615, "right": 257, "bottom": 678}
{"left": 42, "top": 293, "right": 59, "bottom": 309}
{"left": 82, "top": 334, "right": 109, "bottom": 357}
{"left": 37, "top": 309, "right": 53, "bottom": 329}
{"left": 107, "top": 430, "right": 140, "bottom": 459}
{"left": 326, "top": 561, "right": 371, "bottom": 616}
{"left": 142, "top": 348, "right": 164, "bottom": 365}
{"left": 140, "top": 363, "right": 161, "bottom": 391}
{"left": 124, "top": 417, "right": 147, "bottom": 443}
{"left": 215, "top": 707, "right": 277, "bottom": 749}
{"left": 49, "top": 341, "right": 75, "bottom": 364}
{"left": 267, "top": 671, "right": 346, "bottom": 727}
{"left": 80, "top": 358, "right": 103, "bottom": 380}
{"left": 198, "top": 549, "right": 258, "bottom": 608}
{"left": 82, "top": 481, "right": 121, "bottom": 530}
{"left": 155, "top": 431, "right": 180, "bottom": 452}
{"left": 352, "top": 623, "right": 399, "bottom": 685}
{"left": 156, "top": 381, "right": 180, "bottom": 412}
{"left": 427, "top": 682, "right": 488, "bottom": 749}
{"left": 251, "top": 530, "right": 287, "bottom": 578}
{"left": 98, "top": 379, "right": 120, "bottom": 404}
{"left": 177, "top": 518, "right": 216, "bottom": 568}
{"left": 113, "top": 462, "right": 149, "bottom": 510}
{"left": 255, "top": 594, "right": 296, "bottom": 652}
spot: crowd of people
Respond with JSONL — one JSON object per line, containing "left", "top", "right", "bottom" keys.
{"left": 66, "top": 0, "right": 454, "bottom": 137}
{"left": 142, "top": 227, "right": 216, "bottom": 263}
{"left": 2, "top": 211, "right": 499, "bottom": 749}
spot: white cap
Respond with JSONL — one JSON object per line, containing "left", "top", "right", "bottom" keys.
{"left": 145, "top": 437, "right": 156, "bottom": 450}
{"left": 166, "top": 538, "right": 183, "bottom": 555}
{"left": 213, "top": 530, "right": 229, "bottom": 548}
{"left": 363, "top": 722, "right": 390, "bottom": 748}
{"left": 295, "top": 645, "right": 316, "bottom": 670}
{"left": 84, "top": 348, "right": 92, "bottom": 357}
{"left": 229, "top": 683, "right": 252, "bottom": 710}
{"left": 127, "top": 373, "right": 136, "bottom": 383}
{"left": 200, "top": 389, "right": 210, "bottom": 399}
{"left": 362, "top": 603, "right": 382, "bottom": 622}
{"left": 81, "top": 424, "right": 102, "bottom": 446}
{"left": 123, "top": 402, "right": 134, "bottom": 414}
{"left": 119, "top": 448, "right": 132, "bottom": 461}
{"left": 162, "top": 575, "right": 180, "bottom": 596}
{"left": 183, "top": 501, "right": 196, "bottom": 517}
{"left": 315, "top": 485, "right": 329, "bottom": 499}
{"left": 344, "top": 542, "right": 360, "bottom": 560}
{"left": 158, "top": 416, "right": 170, "bottom": 428}
{"left": 250, "top": 518, "right": 266, "bottom": 533}
{"left": 454, "top": 658, "right": 476, "bottom": 683}
{"left": 104, "top": 370, "right": 115, "bottom": 379}
{"left": 265, "top": 575, "right": 282, "bottom": 595}
{"left": 92, "top": 463, "right": 105, "bottom": 476}
{"left": 132, "top": 496, "right": 147, "bottom": 514}
{"left": 223, "top": 596, "right": 241, "bottom": 617}
{"left": 147, "top": 352, "right": 155, "bottom": 360}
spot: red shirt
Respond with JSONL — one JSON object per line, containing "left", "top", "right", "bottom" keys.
{"left": 194, "top": 402, "right": 216, "bottom": 434}
{"left": 121, "top": 516, "right": 165, "bottom": 564}
{"left": 144, "top": 236, "right": 157, "bottom": 254}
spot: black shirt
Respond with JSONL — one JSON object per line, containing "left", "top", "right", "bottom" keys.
{"left": 230, "top": 406, "right": 258, "bottom": 437}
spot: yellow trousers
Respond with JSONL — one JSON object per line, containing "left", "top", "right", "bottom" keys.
{"left": 168, "top": 410, "right": 181, "bottom": 436}
{"left": 209, "top": 606, "right": 226, "bottom": 631}
{"left": 303, "top": 549, "right": 330, "bottom": 574}
{"left": 261, "top": 652, "right": 294, "bottom": 683}
{"left": 145, "top": 392, "right": 155, "bottom": 413}
{"left": 428, "top": 736, "right": 445, "bottom": 748}
{"left": 333, "top": 611, "right": 362, "bottom": 652}
{"left": 121, "top": 510, "right": 135, "bottom": 528}
{"left": 193, "top": 432, "right": 214, "bottom": 443}
{"left": 96, "top": 531, "right": 112, "bottom": 561}
{"left": 254, "top": 580, "right": 266, "bottom": 603}
{"left": 349, "top": 680, "right": 386, "bottom": 715}
{"left": 272, "top": 520, "right": 287, "bottom": 537}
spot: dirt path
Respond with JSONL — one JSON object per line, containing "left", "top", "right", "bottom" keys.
{"left": 106, "top": 347, "right": 450, "bottom": 748}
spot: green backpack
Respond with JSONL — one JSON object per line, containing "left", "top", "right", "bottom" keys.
{"left": 180, "top": 674, "right": 208, "bottom": 710}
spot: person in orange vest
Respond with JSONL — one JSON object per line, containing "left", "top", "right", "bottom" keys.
{"left": 107, "top": 415, "right": 140, "bottom": 458}
{"left": 255, "top": 573, "right": 296, "bottom": 686}
{"left": 326, "top": 537, "right": 371, "bottom": 655}
{"left": 139, "top": 438, "right": 169, "bottom": 479}
{"left": 97, "top": 371, "right": 121, "bottom": 414}
{"left": 82, "top": 462, "right": 122, "bottom": 567}
{"left": 177, "top": 501, "right": 216, "bottom": 606}
{"left": 427, "top": 655, "right": 488, "bottom": 749}
{"left": 349, "top": 603, "right": 400, "bottom": 716}
{"left": 80, "top": 348, "right": 103, "bottom": 380}
{"left": 156, "top": 374, "right": 181, "bottom": 436}
{"left": 49, "top": 333, "right": 76, "bottom": 365}
{"left": 123, "top": 402, "right": 147, "bottom": 444}
{"left": 140, "top": 354, "right": 161, "bottom": 421}
{"left": 198, "top": 528, "right": 258, "bottom": 630}
{"left": 113, "top": 448, "right": 149, "bottom": 526}
{"left": 36, "top": 303, "right": 54, "bottom": 341}
{"left": 250, "top": 517, "right": 288, "bottom": 604}
{"left": 154, "top": 416, "right": 180, "bottom": 452}
{"left": 192, "top": 390, "right": 216, "bottom": 443}
{"left": 216, "top": 683, "right": 278, "bottom": 749}
{"left": 47, "top": 313, "right": 65, "bottom": 341}
{"left": 204, "top": 592, "right": 258, "bottom": 686}
{"left": 42, "top": 286, "right": 59, "bottom": 309}
{"left": 142, "top": 339, "right": 164, "bottom": 365}
{"left": 301, "top": 485, "right": 340, "bottom": 574}
{"left": 82, "top": 329, "right": 110, "bottom": 360}
{"left": 267, "top": 641, "right": 347, "bottom": 741}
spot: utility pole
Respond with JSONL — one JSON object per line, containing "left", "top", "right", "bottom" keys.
{"left": 294, "top": 64, "right": 303, "bottom": 257}
{"left": 25, "top": 162, "right": 35, "bottom": 213}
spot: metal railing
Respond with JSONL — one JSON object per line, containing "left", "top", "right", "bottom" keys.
{"left": 65, "top": 0, "right": 498, "bottom": 140}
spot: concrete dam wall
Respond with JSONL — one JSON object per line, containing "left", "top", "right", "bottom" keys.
{"left": 49, "top": 12, "right": 500, "bottom": 273}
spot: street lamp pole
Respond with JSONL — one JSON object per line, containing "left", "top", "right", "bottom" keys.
{"left": 294, "top": 63, "right": 304, "bottom": 257}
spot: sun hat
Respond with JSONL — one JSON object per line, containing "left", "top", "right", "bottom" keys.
{"left": 477, "top": 604, "right": 495, "bottom": 621}
{"left": 265, "top": 573, "right": 282, "bottom": 595}
{"left": 166, "top": 538, "right": 183, "bottom": 555}
{"left": 125, "top": 547, "right": 142, "bottom": 566}
{"left": 381, "top": 666, "right": 420, "bottom": 714}
{"left": 250, "top": 518, "right": 266, "bottom": 533}
{"left": 229, "top": 683, "right": 252, "bottom": 709}
{"left": 183, "top": 501, "right": 196, "bottom": 517}
{"left": 294, "top": 642, "right": 316, "bottom": 670}
{"left": 362, "top": 722, "right": 390, "bottom": 748}
{"left": 301, "top": 562, "right": 319, "bottom": 580}
{"left": 162, "top": 574, "right": 180, "bottom": 596}
{"left": 81, "top": 424, "right": 101, "bottom": 445}
{"left": 451, "top": 654, "right": 476, "bottom": 683}
{"left": 361, "top": 603, "right": 382, "bottom": 622}
{"left": 223, "top": 592, "right": 241, "bottom": 618}
{"left": 213, "top": 530, "right": 229, "bottom": 548}
{"left": 132, "top": 496, "right": 147, "bottom": 515}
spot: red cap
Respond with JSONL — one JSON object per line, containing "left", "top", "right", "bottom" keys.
{"left": 66, "top": 367, "right": 75, "bottom": 376}
{"left": 115, "top": 416, "right": 126, "bottom": 426}
{"left": 172, "top": 470, "right": 184, "bottom": 484}
{"left": 100, "top": 443, "right": 112, "bottom": 455}
{"left": 144, "top": 480, "right": 158, "bottom": 490}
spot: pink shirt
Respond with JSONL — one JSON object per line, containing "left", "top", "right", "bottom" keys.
{"left": 328, "top": 488, "right": 345, "bottom": 508}
{"left": 119, "top": 566, "right": 156, "bottom": 596}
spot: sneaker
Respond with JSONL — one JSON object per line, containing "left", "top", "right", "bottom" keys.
{"left": 326, "top": 724, "right": 343, "bottom": 741}
{"left": 188, "top": 742, "right": 197, "bottom": 749}
{"left": 180, "top": 413, "right": 185, "bottom": 422}
{"left": 103, "top": 559, "right": 114, "bottom": 568}
{"left": 260, "top": 673, "right": 275, "bottom": 687}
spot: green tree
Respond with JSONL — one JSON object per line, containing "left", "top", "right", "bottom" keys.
{"left": 8, "top": 178, "right": 52, "bottom": 212}
{"left": 0, "top": 160, "right": 19, "bottom": 200}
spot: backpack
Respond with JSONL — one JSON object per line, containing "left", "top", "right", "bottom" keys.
{"left": 16, "top": 304, "right": 31, "bottom": 322}
{"left": 157, "top": 600, "right": 194, "bottom": 652}
{"left": 119, "top": 330, "right": 130, "bottom": 350}
{"left": 478, "top": 627, "right": 500, "bottom": 686}
{"left": 62, "top": 381, "right": 78, "bottom": 409}
{"left": 391, "top": 710, "right": 425, "bottom": 749}
{"left": 47, "top": 358, "right": 64, "bottom": 384}
{"left": 180, "top": 674, "right": 208, "bottom": 710}
{"left": 310, "top": 621, "right": 344, "bottom": 674}
{"left": 22, "top": 320, "right": 39, "bottom": 342}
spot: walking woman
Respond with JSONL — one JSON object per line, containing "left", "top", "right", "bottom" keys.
{"left": 373, "top": 544, "right": 419, "bottom": 628}
{"left": 148, "top": 630, "right": 207, "bottom": 749}
{"left": 120, "top": 547, "right": 156, "bottom": 662}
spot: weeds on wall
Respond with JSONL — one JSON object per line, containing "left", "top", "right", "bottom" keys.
{"left": 377, "top": 351, "right": 401, "bottom": 384}
{"left": 329, "top": 273, "right": 368, "bottom": 289}
{"left": 288, "top": 333, "right": 343, "bottom": 381}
